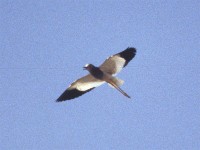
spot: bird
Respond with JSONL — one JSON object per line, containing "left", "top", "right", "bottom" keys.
{"left": 56, "top": 47, "right": 136, "bottom": 102}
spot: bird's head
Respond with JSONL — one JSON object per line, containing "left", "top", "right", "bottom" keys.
{"left": 83, "top": 64, "right": 94, "bottom": 71}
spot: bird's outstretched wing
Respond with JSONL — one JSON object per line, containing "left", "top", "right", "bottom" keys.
{"left": 100, "top": 47, "right": 136, "bottom": 75}
{"left": 56, "top": 74, "right": 105, "bottom": 102}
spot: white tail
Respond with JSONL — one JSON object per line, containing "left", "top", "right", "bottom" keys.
{"left": 110, "top": 77, "right": 124, "bottom": 87}
{"left": 108, "top": 80, "right": 131, "bottom": 98}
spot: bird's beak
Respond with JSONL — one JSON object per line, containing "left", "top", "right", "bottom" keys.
{"left": 83, "top": 67, "right": 86, "bottom": 70}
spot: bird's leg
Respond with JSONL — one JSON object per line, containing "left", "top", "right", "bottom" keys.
{"left": 108, "top": 81, "right": 131, "bottom": 99}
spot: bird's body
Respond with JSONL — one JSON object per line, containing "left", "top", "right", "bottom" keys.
{"left": 57, "top": 47, "right": 136, "bottom": 102}
{"left": 84, "top": 64, "right": 104, "bottom": 80}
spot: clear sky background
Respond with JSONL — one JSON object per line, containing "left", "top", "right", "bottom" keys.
{"left": 1, "top": 0, "right": 200, "bottom": 149}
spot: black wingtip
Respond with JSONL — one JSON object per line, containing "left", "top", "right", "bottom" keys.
{"left": 119, "top": 47, "right": 136, "bottom": 67}
{"left": 56, "top": 98, "right": 63, "bottom": 102}
{"left": 56, "top": 89, "right": 81, "bottom": 102}
{"left": 56, "top": 96, "right": 67, "bottom": 102}
{"left": 56, "top": 88, "right": 95, "bottom": 102}
{"left": 127, "top": 47, "right": 136, "bottom": 53}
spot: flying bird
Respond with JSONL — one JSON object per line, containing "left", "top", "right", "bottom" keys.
{"left": 56, "top": 47, "right": 136, "bottom": 102}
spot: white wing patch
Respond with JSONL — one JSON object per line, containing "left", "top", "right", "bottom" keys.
{"left": 100, "top": 55, "right": 126, "bottom": 75}
{"left": 68, "top": 74, "right": 105, "bottom": 91}
{"left": 76, "top": 81, "right": 105, "bottom": 91}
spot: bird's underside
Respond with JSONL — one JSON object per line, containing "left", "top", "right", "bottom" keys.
{"left": 56, "top": 47, "right": 136, "bottom": 102}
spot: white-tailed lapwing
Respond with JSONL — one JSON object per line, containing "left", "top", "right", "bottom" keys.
{"left": 56, "top": 47, "right": 136, "bottom": 102}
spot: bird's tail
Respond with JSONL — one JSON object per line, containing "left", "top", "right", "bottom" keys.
{"left": 109, "top": 76, "right": 124, "bottom": 87}
{"left": 108, "top": 79, "right": 131, "bottom": 99}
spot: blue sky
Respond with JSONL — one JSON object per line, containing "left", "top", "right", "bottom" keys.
{"left": 1, "top": 0, "right": 200, "bottom": 149}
